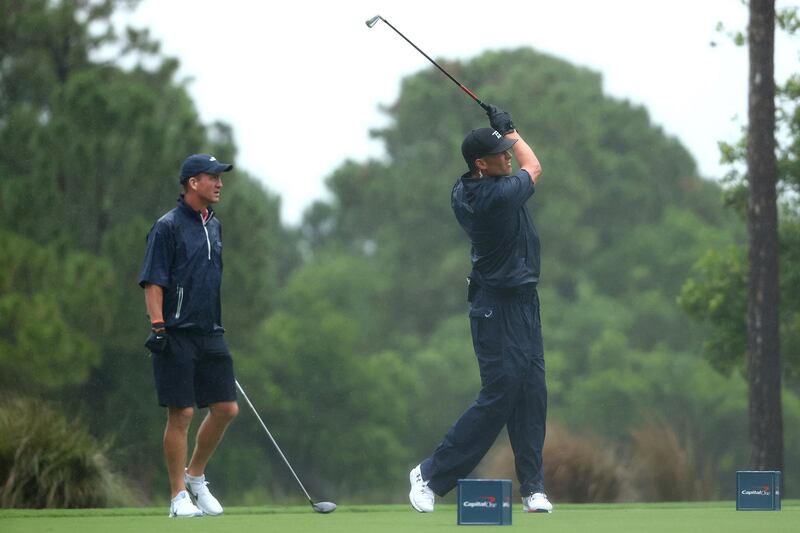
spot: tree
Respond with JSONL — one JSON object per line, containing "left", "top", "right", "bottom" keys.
{"left": 746, "top": 0, "right": 783, "bottom": 473}
{"left": 0, "top": 229, "right": 113, "bottom": 394}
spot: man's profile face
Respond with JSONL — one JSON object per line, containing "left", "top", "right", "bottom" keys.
{"left": 190, "top": 172, "right": 223, "bottom": 204}
{"left": 478, "top": 150, "right": 513, "bottom": 177}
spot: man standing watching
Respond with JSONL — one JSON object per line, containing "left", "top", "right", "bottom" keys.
{"left": 139, "top": 154, "right": 239, "bottom": 517}
{"left": 409, "top": 105, "right": 553, "bottom": 513}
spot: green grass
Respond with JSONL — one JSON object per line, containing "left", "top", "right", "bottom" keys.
{"left": 1, "top": 501, "right": 798, "bottom": 533}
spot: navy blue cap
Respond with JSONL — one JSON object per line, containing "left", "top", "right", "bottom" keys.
{"left": 461, "top": 128, "right": 517, "bottom": 169}
{"left": 180, "top": 154, "right": 233, "bottom": 182}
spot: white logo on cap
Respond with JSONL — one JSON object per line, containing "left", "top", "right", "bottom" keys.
{"left": 492, "top": 131, "right": 501, "bottom": 139}
{"left": 209, "top": 156, "right": 217, "bottom": 161}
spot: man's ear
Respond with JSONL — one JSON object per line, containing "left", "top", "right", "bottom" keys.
{"left": 475, "top": 158, "right": 488, "bottom": 171}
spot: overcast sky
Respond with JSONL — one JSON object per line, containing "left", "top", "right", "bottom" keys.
{"left": 120, "top": 0, "right": 799, "bottom": 224}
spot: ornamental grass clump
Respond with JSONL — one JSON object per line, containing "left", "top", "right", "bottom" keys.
{"left": 0, "top": 396, "right": 135, "bottom": 508}
{"left": 477, "top": 423, "right": 623, "bottom": 503}
{"left": 628, "top": 421, "right": 716, "bottom": 502}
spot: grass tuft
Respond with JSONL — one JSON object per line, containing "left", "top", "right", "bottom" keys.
{"left": 628, "top": 421, "right": 716, "bottom": 501}
{"left": 0, "top": 396, "right": 140, "bottom": 508}
{"left": 478, "top": 424, "right": 622, "bottom": 502}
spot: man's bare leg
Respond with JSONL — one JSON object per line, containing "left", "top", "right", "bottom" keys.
{"left": 165, "top": 406, "right": 194, "bottom": 497}
{"left": 186, "top": 401, "right": 239, "bottom": 476}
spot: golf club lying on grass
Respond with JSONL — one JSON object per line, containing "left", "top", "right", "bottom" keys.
{"left": 366, "top": 14, "right": 489, "bottom": 112}
{"left": 235, "top": 379, "right": 337, "bottom": 514}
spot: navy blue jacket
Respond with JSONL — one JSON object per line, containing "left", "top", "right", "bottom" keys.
{"left": 139, "top": 197, "right": 224, "bottom": 334}
{"left": 451, "top": 169, "right": 540, "bottom": 288}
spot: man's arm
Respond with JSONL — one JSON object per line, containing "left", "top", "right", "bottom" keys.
{"left": 143, "top": 283, "right": 169, "bottom": 353}
{"left": 505, "top": 131, "right": 542, "bottom": 185}
{"left": 144, "top": 283, "right": 165, "bottom": 324}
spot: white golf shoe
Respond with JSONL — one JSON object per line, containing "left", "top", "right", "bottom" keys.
{"left": 169, "top": 490, "right": 203, "bottom": 517}
{"left": 185, "top": 472, "right": 224, "bottom": 516}
{"left": 408, "top": 464, "right": 435, "bottom": 512}
{"left": 522, "top": 492, "right": 553, "bottom": 513}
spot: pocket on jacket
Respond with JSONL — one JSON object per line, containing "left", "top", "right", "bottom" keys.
{"left": 175, "top": 285, "right": 184, "bottom": 319}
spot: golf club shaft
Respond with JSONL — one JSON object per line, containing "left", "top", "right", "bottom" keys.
{"left": 375, "top": 16, "right": 489, "bottom": 111}
{"left": 234, "top": 379, "right": 313, "bottom": 503}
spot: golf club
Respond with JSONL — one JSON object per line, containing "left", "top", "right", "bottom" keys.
{"left": 235, "top": 379, "right": 337, "bottom": 514}
{"left": 366, "top": 14, "right": 489, "bottom": 111}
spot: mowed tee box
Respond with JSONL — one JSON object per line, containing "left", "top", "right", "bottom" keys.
{"left": 736, "top": 471, "right": 781, "bottom": 511}
{"left": 457, "top": 479, "right": 512, "bottom": 525}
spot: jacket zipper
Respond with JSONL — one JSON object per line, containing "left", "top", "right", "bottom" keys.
{"left": 175, "top": 286, "right": 184, "bottom": 319}
{"left": 201, "top": 213, "right": 211, "bottom": 260}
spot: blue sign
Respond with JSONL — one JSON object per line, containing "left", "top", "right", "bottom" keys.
{"left": 457, "top": 479, "right": 512, "bottom": 525}
{"left": 736, "top": 471, "right": 781, "bottom": 511}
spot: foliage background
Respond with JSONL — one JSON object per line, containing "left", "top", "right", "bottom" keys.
{"left": 1, "top": 0, "right": 798, "bottom": 506}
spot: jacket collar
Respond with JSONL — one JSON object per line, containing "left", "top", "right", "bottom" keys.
{"left": 177, "top": 195, "right": 215, "bottom": 221}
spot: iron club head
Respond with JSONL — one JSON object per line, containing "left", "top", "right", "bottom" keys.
{"left": 365, "top": 15, "right": 382, "bottom": 28}
{"left": 312, "top": 501, "right": 337, "bottom": 514}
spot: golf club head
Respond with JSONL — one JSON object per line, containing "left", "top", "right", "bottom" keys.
{"left": 312, "top": 501, "right": 337, "bottom": 514}
{"left": 365, "top": 15, "right": 382, "bottom": 28}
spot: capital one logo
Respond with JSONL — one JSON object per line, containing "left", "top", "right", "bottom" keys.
{"left": 463, "top": 495, "right": 498, "bottom": 508}
{"left": 741, "top": 484, "right": 772, "bottom": 496}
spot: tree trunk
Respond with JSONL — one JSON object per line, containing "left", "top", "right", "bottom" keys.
{"left": 746, "top": 0, "right": 783, "bottom": 474}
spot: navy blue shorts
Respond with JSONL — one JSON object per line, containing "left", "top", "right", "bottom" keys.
{"left": 152, "top": 330, "right": 237, "bottom": 408}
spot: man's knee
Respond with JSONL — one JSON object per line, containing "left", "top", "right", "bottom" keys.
{"left": 167, "top": 406, "right": 194, "bottom": 431}
{"left": 210, "top": 401, "right": 238, "bottom": 421}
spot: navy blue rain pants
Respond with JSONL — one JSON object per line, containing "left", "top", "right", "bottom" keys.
{"left": 421, "top": 283, "right": 547, "bottom": 497}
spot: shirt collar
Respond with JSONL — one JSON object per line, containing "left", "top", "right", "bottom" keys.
{"left": 177, "top": 195, "right": 214, "bottom": 220}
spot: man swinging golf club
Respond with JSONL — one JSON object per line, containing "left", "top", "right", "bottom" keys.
{"left": 409, "top": 105, "right": 553, "bottom": 513}
{"left": 139, "top": 154, "right": 239, "bottom": 517}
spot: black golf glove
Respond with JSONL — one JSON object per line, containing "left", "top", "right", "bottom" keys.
{"left": 145, "top": 322, "right": 168, "bottom": 353}
{"left": 486, "top": 104, "right": 515, "bottom": 135}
